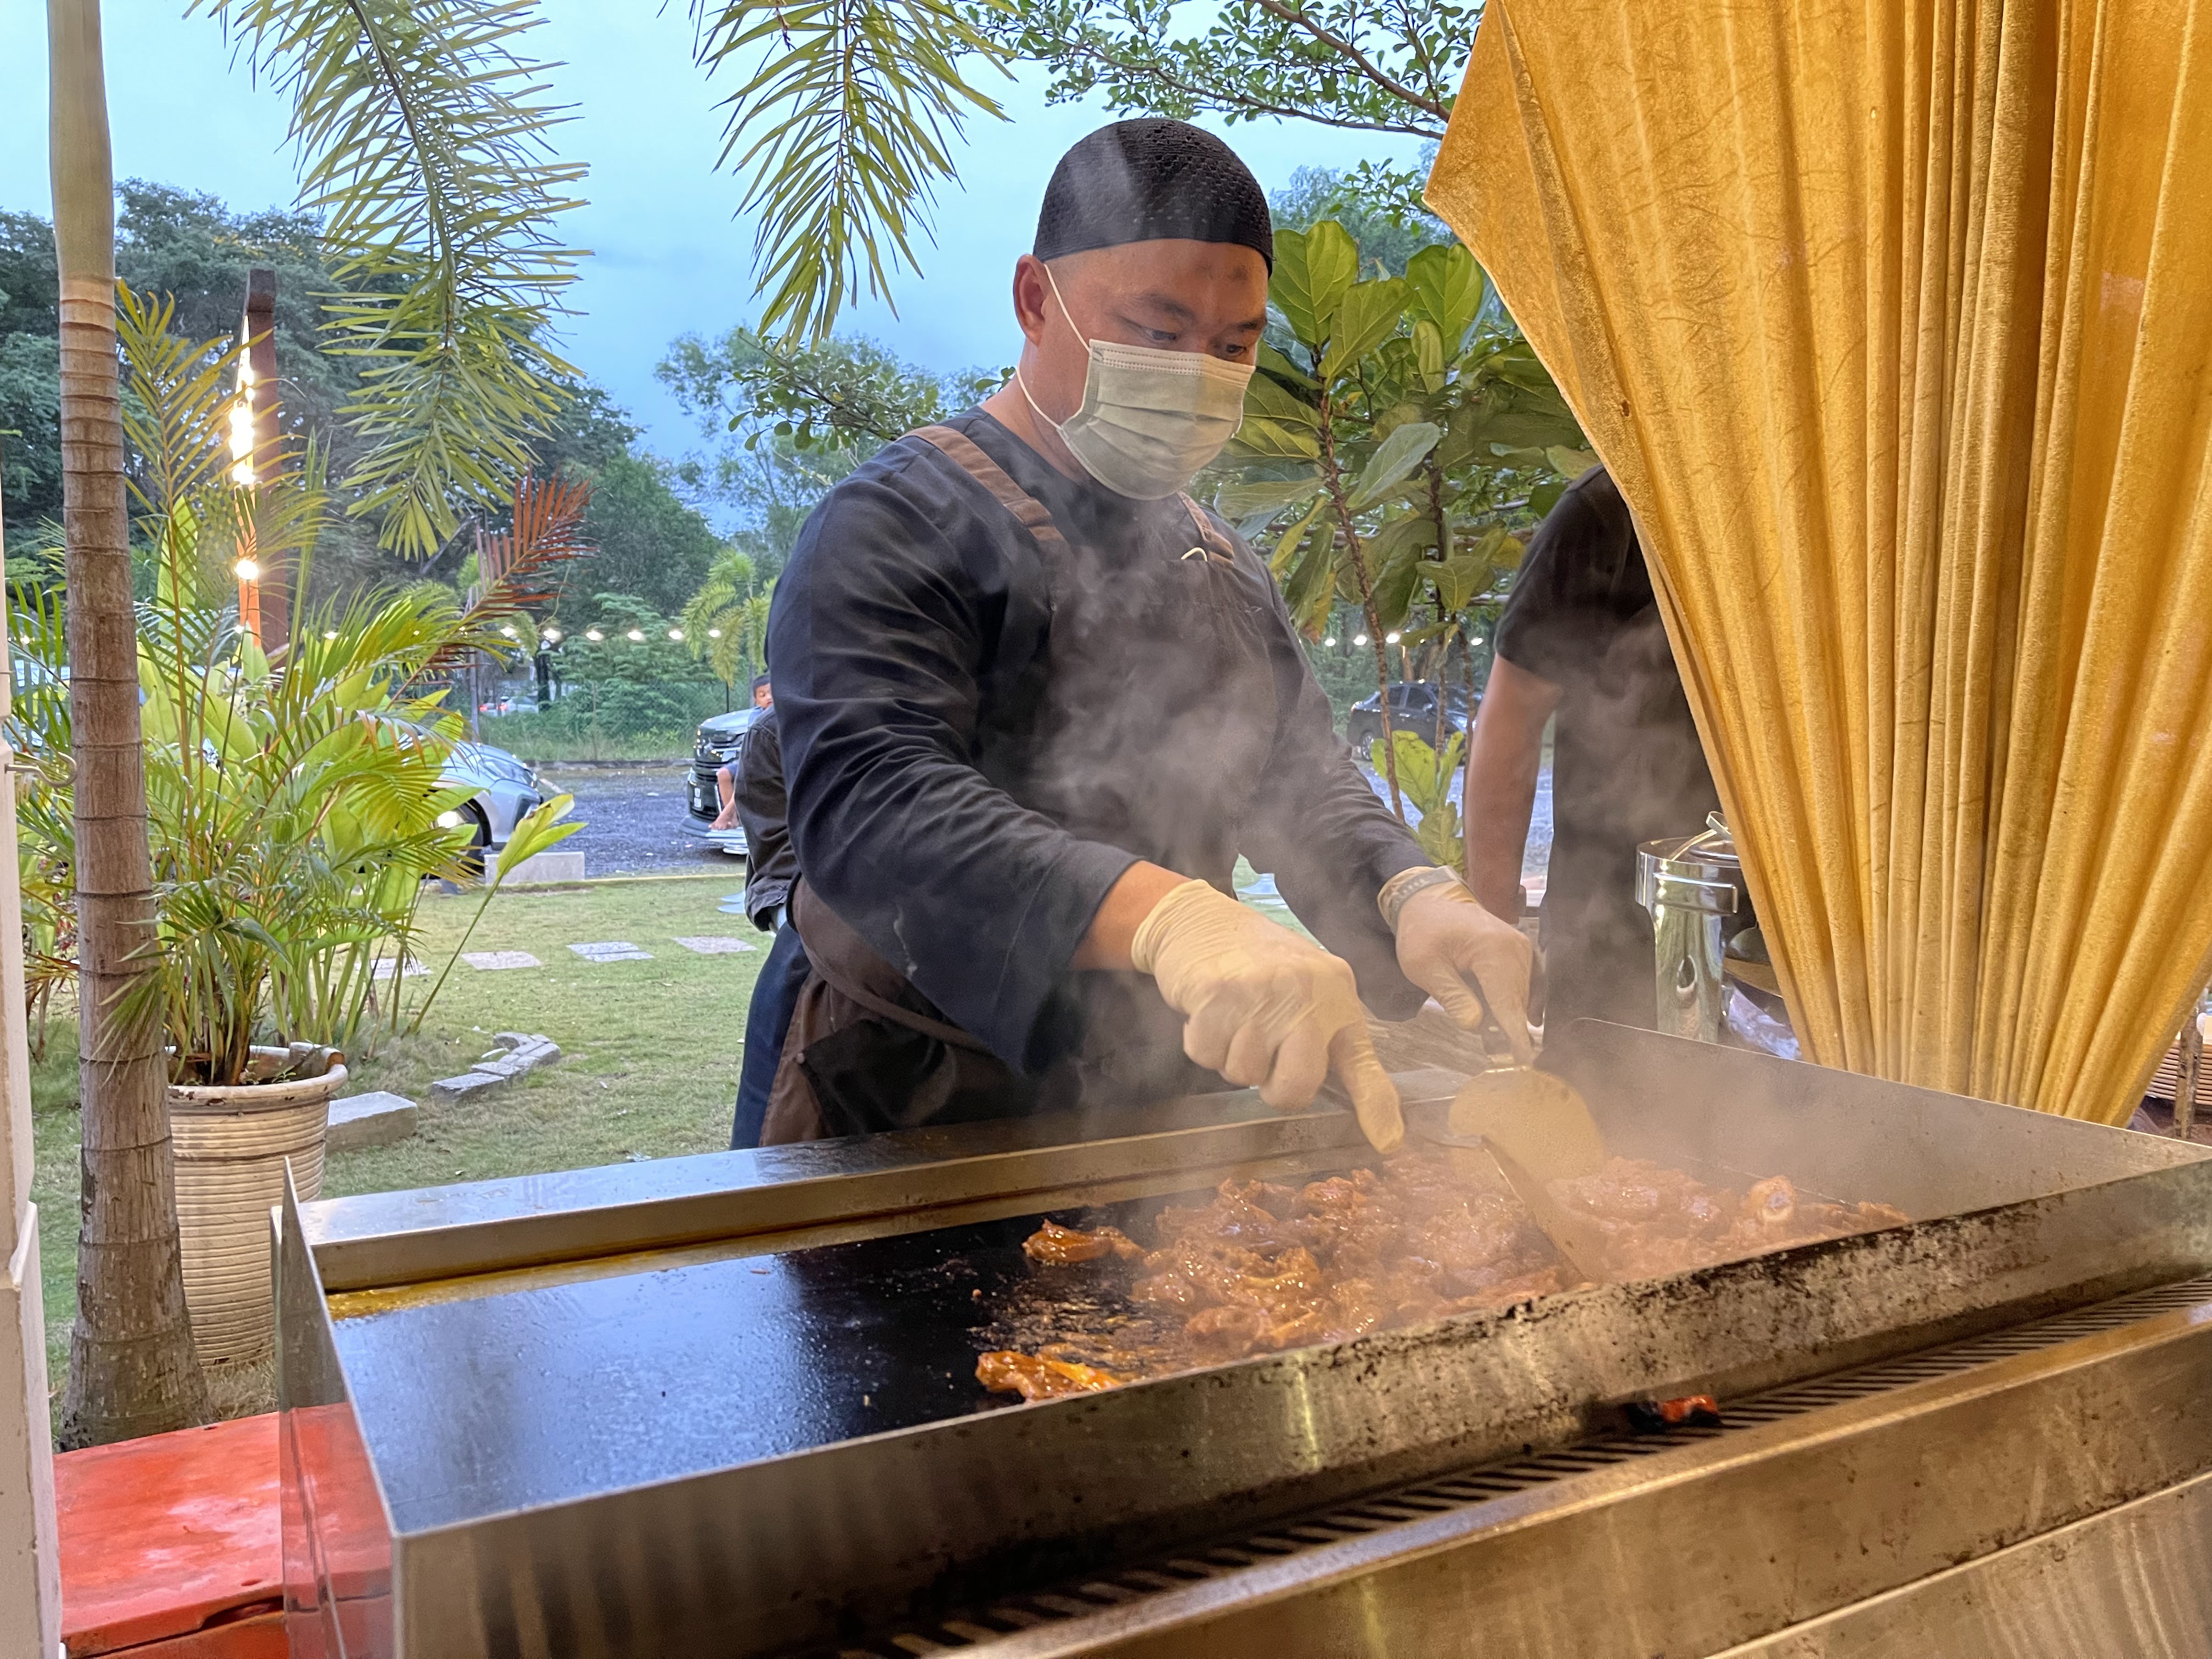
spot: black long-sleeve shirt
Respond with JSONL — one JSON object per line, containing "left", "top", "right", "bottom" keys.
{"left": 767, "top": 409, "right": 1429, "bottom": 1074}
{"left": 735, "top": 709, "right": 794, "bottom": 930}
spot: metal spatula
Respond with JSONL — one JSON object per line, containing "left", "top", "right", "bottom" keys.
{"left": 1444, "top": 973, "right": 1608, "bottom": 1187}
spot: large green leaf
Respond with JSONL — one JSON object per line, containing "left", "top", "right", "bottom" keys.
{"left": 1242, "top": 370, "right": 1321, "bottom": 428}
{"left": 1272, "top": 221, "right": 1359, "bottom": 350}
{"left": 1230, "top": 417, "right": 1323, "bottom": 462}
{"left": 1217, "top": 473, "right": 1323, "bottom": 528}
{"left": 1407, "top": 244, "right": 1485, "bottom": 351}
{"left": 1366, "top": 512, "right": 1440, "bottom": 630}
{"left": 1318, "top": 276, "right": 1408, "bottom": 385}
{"left": 1347, "top": 420, "right": 1440, "bottom": 512}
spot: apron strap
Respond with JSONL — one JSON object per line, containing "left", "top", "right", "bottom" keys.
{"left": 910, "top": 422, "right": 1242, "bottom": 568}
{"left": 910, "top": 424, "right": 1070, "bottom": 552}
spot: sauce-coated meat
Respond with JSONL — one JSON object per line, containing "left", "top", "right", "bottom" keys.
{"left": 980, "top": 1155, "right": 1572, "bottom": 1397}
{"left": 1023, "top": 1219, "right": 1144, "bottom": 1265}
{"left": 1547, "top": 1158, "right": 1910, "bottom": 1279}
{"left": 979, "top": 1153, "right": 1910, "bottom": 1402}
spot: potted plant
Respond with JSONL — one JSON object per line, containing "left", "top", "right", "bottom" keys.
{"left": 7, "top": 287, "right": 583, "bottom": 1368}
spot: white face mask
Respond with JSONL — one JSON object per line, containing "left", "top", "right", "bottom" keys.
{"left": 1016, "top": 265, "right": 1255, "bottom": 500}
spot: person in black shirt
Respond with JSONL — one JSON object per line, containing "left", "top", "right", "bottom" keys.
{"left": 757, "top": 121, "right": 1536, "bottom": 1147}
{"left": 729, "top": 687, "right": 808, "bottom": 1148}
{"left": 1465, "top": 465, "right": 1720, "bottom": 1031}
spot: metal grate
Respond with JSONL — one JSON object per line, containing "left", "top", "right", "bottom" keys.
{"left": 808, "top": 1275, "right": 2212, "bottom": 1656}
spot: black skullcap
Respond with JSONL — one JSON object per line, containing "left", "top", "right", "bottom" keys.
{"left": 1034, "top": 120, "right": 1273, "bottom": 272}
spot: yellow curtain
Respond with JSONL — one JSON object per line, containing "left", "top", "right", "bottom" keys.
{"left": 1429, "top": 0, "right": 2212, "bottom": 1124}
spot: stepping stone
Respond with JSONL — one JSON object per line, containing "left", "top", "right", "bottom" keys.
{"left": 568, "top": 941, "right": 653, "bottom": 962}
{"left": 326, "top": 1091, "right": 418, "bottom": 1152}
{"left": 462, "top": 950, "right": 541, "bottom": 971}
{"left": 673, "top": 935, "right": 756, "bottom": 955}
{"left": 371, "top": 957, "right": 427, "bottom": 980}
{"left": 431, "top": 1071, "right": 509, "bottom": 1104}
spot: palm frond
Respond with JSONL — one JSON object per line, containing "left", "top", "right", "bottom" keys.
{"left": 191, "top": 0, "right": 588, "bottom": 555}
{"left": 419, "top": 471, "right": 592, "bottom": 676}
{"left": 693, "top": 0, "right": 1012, "bottom": 339}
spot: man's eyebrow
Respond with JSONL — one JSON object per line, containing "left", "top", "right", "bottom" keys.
{"left": 1127, "top": 291, "right": 1199, "bottom": 323}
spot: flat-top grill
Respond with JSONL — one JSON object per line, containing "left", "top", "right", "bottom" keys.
{"left": 280, "top": 1023, "right": 2212, "bottom": 1658}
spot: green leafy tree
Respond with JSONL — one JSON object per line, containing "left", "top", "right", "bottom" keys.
{"left": 1212, "top": 224, "right": 1590, "bottom": 816}
{"left": 561, "top": 454, "right": 726, "bottom": 619}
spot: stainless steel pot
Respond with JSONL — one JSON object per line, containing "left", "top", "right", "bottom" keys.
{"left": 1635, "top": 811, "right": 1743, "bottom": 1042}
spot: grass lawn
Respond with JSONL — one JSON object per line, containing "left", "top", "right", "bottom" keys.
{"left": 29, "top": 872, "right": 766, "bottom": 1405}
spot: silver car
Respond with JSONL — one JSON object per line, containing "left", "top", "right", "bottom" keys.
{"left": 435, "top": 738, "right": 545, "bottom": 856}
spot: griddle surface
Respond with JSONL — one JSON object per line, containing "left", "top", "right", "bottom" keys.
{"left": 334, "top": 1202, "right": 1160, "bottom": 1532}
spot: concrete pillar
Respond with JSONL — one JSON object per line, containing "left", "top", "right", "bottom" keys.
{"left": 0, "top": 511, "right": 62, "bottom": 1648}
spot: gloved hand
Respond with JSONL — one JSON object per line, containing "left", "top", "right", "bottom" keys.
{"left": 1391, "top": 877, "right": 1537, "bottom": 1065}
{"left": 1132, "top": 878, "right": 1403, "bottom": 1152}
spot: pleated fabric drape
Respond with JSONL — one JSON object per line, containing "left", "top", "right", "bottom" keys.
{"left": 1429, "top": 0, "right": 2212, "bottom": 1124}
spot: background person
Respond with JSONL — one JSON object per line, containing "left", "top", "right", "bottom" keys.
{"left": 1463, "top": 465, "right": 1720, "bottom": 1031}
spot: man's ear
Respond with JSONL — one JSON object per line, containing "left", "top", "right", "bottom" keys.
{"left": 1011, "top": 255, "right": 1052, "bottom": 345}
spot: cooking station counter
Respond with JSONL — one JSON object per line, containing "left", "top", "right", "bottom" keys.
{"left": 280, "top": 1023, "right": 2212, "bottom": 1658}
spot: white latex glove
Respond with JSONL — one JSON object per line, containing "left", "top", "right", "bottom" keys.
{"left": 1392, "top": 879, "right": 1537, "bottom": 1065}
{"left": 1132, "top": 878, "right": 1403, "bottom": 1152}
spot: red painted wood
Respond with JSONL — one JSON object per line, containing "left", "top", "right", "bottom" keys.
{"left": 88, "top": 1609, "right": 286, "bottom": 1659}
{"left": 56, "top": 1413, "right": 280, "bottom": 1658}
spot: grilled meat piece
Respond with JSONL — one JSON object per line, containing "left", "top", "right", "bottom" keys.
{"left": 1024, "top": 1218, "right": 1145, "bottom": 1265}
{"left": 977, "top": 1350, "right": 1128, "bottom": 1401}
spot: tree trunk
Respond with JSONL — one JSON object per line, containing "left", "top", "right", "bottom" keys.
{"left": 49, "top": 0, "right": 208, "bottom": 1446}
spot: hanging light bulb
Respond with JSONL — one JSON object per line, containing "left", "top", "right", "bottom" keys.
{"left": 584, "top": 628, "right": 603, "bottom": 642}
{"left": 499, "top": 624, "right": 518, "bottom": 639}
{"left": 1353, "top": 633, "right": 1369, "bottom": 646}
{"left": 323, "top": 629, "right": 338, "bottom": 641}
{"left": 707, "top": 627, "right": 723, "bottom": 639}
{"left": 541, "top": 627, "right": 561, "bottom": 643}
{"left": 1385, "top": 631, "right": 1402, "bottom": 645}
{"left": 234, "top": 557, "right": 261, "bottom": 582}
{"left": 1322, "top": 636, "right": 1338, "bottom": 647}
{"left": 668, "top": 628, "right": 684, "bottom": 641}
{"left": 626, "top": 628, "right": 645, "bottom": 642}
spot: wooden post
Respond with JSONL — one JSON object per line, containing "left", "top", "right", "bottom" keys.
{"left": 0, "top": 492, "right": 62, "bottom": 1657}
{"left": 241, "top": 267, "right": 286, "bottom": 652}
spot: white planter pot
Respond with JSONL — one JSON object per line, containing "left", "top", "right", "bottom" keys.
{"left": 168, "top": 1049, "right": 348, "bottom": 1365}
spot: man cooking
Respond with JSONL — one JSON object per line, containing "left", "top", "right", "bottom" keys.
{"left": 762, "top": 119, "right": 1533, "bottom": 1151}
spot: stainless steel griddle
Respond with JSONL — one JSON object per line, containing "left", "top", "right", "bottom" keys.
{"left": 277, "top": 1022, "right": 2212, "bottom": 1658}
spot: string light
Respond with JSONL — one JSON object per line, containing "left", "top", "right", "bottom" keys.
{"left": 668, "top": 628, "right": 684, "bottom": 641}
{"left": 234, "top": 557, "right": 261, "bottom": 582}
{"left": 1385, "top": 631, "right": 1402, "bottom": 645}
{"left": 1353, "top": 633, "right": 1369, "bottom": 646}
{"left": 1322, "top": 636, "right": 1337, "bottom": 647}
{"left": 584, "top": 629, "right": 603, "bottom": 642}
{"left": 499, "top": 624, "right": 518, "bottom": 639}
{"left": 323, "top": 629, "right": 337, "bottom": 641}
{"left": 707, "top": 627, "right": 723, "bottom": 639}
{"left": 625, "top": 628, "right": 645, "bottom": 642}
{"left": 228, "top": 360, "right": 257, "bottom": 488}
{"left": 541, "top": 627, "right": 561, "bottom": 643}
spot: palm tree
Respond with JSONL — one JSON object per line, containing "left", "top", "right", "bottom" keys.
{"left": 48, "top": 0, "right": 208, "bottom": 1445}
{"left": 679, "top": 549, "right": 773, "bottom": 696}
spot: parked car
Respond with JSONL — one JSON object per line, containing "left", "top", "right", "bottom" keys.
{"left": 433, "top": 736, "right": 545, "bottom": 860}
{"left": 1345, "top": 681, "right": 1475, "bottom": 756}
{"left": 682, "top": 706, "right": 763, "bottom": 858}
